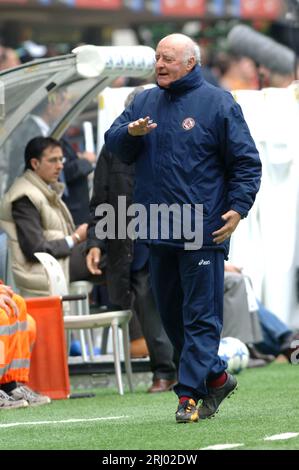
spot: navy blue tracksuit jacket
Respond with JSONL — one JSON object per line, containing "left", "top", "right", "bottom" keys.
{"left": 105, "top": 65, "right": 261, "bottom": 253}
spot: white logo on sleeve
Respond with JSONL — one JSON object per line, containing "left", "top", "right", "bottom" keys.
{"left": 198, "top": 259, "right": 211, "bottom": 266}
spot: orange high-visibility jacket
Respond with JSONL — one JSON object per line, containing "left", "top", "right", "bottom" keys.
{"left": 0, "top": 289, "right": 36, "bottom": 384}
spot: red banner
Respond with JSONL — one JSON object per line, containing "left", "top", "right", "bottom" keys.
{"left": 241, "top": 0, "right": 282, "bottom": 19}
{"left": 0, "top": 0, "right": 28, "bottom": 3}
{"left": 161, "top": 0, "right": 206, "bottom": 16}
{"left": 75, "top": 0, "right": 121, "bottom": 9}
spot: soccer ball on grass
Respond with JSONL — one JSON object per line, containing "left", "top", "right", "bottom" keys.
{"left": 218, "top": 337, "right": 249, "bottom": 374}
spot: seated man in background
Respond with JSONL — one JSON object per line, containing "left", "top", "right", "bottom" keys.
{"left": 0, "top": 281, "right": 50, "bottom": 409}
{"left": 0, "top": 136, "right": 102, "bottom": 297}
{"left": 223, "top": 264, "right": 299, "bottom": 363}
{"left": 223, "top": 264, "right": 266, "bottom": 362}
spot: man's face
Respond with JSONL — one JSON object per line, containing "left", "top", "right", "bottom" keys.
{"left": 31, "top": 145, "right": 64, "bottom": 185}
{"left": 155, "top": 38, "right": 193, "bottom": 88}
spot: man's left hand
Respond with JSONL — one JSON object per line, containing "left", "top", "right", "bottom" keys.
{"left": 212, "top": 210, "right": 241, "bottom": 244}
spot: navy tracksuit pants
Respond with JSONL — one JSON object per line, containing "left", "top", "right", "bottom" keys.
{"left": 149, "top": 244, "right": 226, "bottom": 401}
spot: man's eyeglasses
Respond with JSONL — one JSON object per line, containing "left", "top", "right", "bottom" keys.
{"left": 43, "top": 156, "right": 66, "bottom": 165}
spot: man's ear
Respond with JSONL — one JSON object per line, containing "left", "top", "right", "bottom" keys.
{"left": 187, "top": 56, "right": 196, "bottom": 71}
{"left": 30, "top": 158, "right": 39, "bottom": 171}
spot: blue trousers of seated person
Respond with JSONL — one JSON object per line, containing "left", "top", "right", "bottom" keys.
{"left": 255, "top": 301, "right": 292, "bottom": 357}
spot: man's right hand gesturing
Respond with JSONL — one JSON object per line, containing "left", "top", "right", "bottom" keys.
{"left": 128, "top": 116, "right": 157, "bottom": 136}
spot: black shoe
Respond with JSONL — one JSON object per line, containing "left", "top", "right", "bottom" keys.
{"left": 247, "top": 358, "right": 268, "bottom": 368}
{"left": 198, "top": 373, "right": 237, "bottom": 420}
{"left": 247, "top": 345, "right": 275, "bottom": 363}
{"left": 147, "top": 379, "right": 177, "bottom": 393}
{"left": 175, "top": 399, "right": 199, "bottom": 423}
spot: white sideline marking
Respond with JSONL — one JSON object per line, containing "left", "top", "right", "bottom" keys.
{"left": 0, "top": 415, "right": 129, "bottom": 429}
{"left": 264, "top": 433, "right": 299, "bottom": 441}
{"left": 200, "top": 443, "right": 244, "bottom": 450}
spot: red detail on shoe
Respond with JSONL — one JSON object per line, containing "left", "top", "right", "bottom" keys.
{"left": 179, "top": 396, "right": 195, "bottom": 404}
{"left": 208, "top": 372, "right": 227, "bottom": 388}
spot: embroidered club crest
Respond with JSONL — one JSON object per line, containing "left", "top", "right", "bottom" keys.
{"left": 182, "top": 117, "right": 195, "bottom": 130}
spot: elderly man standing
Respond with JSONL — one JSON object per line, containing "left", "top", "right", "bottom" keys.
{"left": 105, "top": 34, "right": 262, "bottom": 423}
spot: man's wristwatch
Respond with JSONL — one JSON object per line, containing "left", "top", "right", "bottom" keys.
{"left": 73, "top": 233, "right": 81, "bottom": 243}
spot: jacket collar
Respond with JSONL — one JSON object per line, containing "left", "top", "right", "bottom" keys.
{"left": 158, "top": 65, "right": 204, "bottom": 95}
{"left": 24, "top": 169, "right": 65, "bottom": 200}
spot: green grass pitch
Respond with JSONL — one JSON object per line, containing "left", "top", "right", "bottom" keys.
{"left": 0, "top": 363, "right": 298, "bottom": 450}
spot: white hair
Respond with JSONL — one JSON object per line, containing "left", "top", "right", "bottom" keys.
{"left": 159, "top": 33, "right": 201, "bottom": 65}
{"left": 183, "top": 41, "right": 201, "bottom": 65}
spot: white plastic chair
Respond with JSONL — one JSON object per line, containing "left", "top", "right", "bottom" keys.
{"left": 34, "top": 252, "right": 133, "bottom": 395}
{"left": 35, "top": 252, "right": 94, "bottom": 362}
